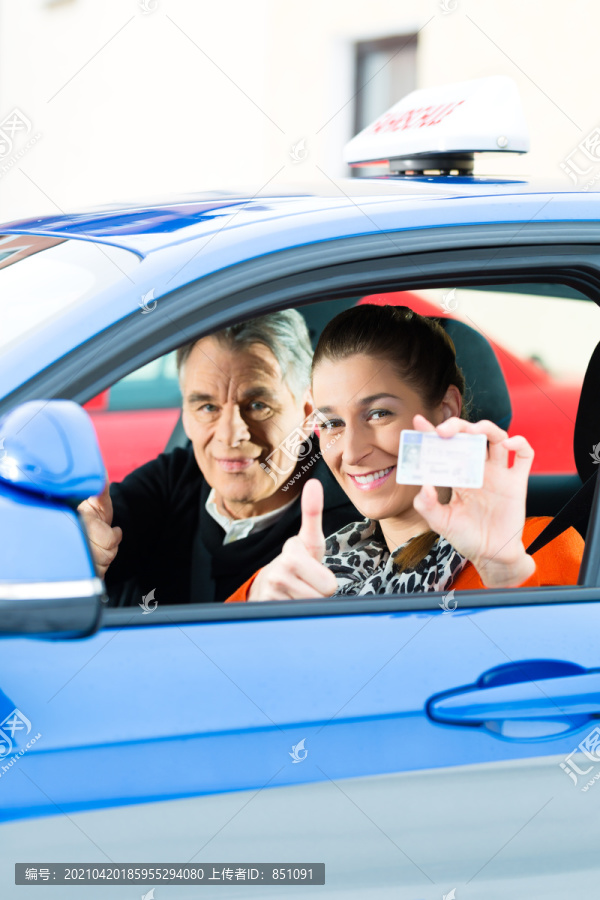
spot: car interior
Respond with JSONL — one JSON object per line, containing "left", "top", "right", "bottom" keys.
{"left": 103, "top": 281, "right": 599, "bottom": 607}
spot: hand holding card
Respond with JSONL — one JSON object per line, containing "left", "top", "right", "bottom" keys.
{"left": 409, "top": 414, "right": 536, "bottom": 588}
{"left": 397, "top": 429, "right": 487, "bottom": 488}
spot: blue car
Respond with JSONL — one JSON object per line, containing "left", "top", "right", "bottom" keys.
{"left": 1, "top": 78, "right": 600, "bottom": 898}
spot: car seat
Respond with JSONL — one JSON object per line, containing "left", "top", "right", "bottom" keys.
{"left": 526, "top": 340, "right": 600, "bottom": 555}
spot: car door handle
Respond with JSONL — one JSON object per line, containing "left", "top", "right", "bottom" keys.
{"left": 428, "top": 671, "right": 600, "bottom": 725}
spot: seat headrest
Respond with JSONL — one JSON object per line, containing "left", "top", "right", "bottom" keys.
{"left": 357, "top": 297, "right": 511, "bottom": 429}
{"left": 438, "top": 318, "right": 512, "bottom": 429}
{"left": 574, "top": 340, "right": 600, "bottom": 482}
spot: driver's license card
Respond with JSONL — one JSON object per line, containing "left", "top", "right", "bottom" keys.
{"left": 397, "top": 430, "right": 487, "bottom": 488}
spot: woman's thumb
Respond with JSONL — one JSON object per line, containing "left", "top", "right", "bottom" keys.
{"left": 298, "top": 479, "right": 326, "bottom": 561}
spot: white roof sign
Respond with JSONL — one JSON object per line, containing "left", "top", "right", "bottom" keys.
{"left": 344, "top": 76, "right": 530, "bottom": 167}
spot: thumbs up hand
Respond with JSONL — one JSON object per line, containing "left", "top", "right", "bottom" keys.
{"left": 297, "top": 477, "right": 328, "bottom": 562}
{"left": 77, "top": 480, "right": 123, "bottom": 579}
{"left": 248, "top": 479, "right": 339, "bottom": 601}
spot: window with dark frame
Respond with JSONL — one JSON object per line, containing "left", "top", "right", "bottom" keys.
{"left": 352, "top": 34, "right": 418, "bottom": 177}
{"left": 101, "top": 276, "right": 596, "bottom": 619}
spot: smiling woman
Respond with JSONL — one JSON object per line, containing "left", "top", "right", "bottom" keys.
{"left": 313, "top": 328, "right": 462, "bottom": 584}
{"left": 228, "top": 305, "right": 584, "bottom": 603}
{"left": 313, "top": 305, "right": 466, "bottom": 567}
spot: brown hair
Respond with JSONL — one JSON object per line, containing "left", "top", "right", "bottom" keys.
{"left": 312, "top": 304, "right": 469, "bottom": 573}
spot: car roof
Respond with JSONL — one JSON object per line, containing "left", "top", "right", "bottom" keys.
{"left": 3, "top": 177, "right": 600, "bottom": 256}
{"left": 1, "top": 176, "right": 599, "bottom": 401}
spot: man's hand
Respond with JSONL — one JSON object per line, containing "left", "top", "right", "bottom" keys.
{"left": 77, "top": 481, "right": 123, "bottom": 579}
{"left": 249, "top": 479, "right": 338, "bottom": 601}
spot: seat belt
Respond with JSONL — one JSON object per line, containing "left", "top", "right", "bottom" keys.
{"left": 526, "top": 470, "right": 596, "bottom": 556}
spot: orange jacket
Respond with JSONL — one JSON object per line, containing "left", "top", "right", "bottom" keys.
{"left": 224, "top": 516, "right": 584, "bottom": 603}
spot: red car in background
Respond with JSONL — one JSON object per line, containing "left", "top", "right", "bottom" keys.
{"left": 85, "top": 291, "right": 581, "bottom": 483}
{"left": 84, "top": 352, "right": 181, "bottom": 484}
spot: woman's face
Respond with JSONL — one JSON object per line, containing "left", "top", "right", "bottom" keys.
{"left": 313, "top": 353, "right": 460, "bottom": 523}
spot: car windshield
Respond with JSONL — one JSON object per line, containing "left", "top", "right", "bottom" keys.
{"left": 0, "top": 234, "right": 140, "bottom": 353}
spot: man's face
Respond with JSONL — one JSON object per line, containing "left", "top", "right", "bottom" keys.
{"left": 181, "top": 337, "right": 312, "bottom": 518}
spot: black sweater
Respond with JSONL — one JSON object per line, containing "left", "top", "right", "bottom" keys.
{"left": 105, "top": 443, "right": 359, "bottom": 605}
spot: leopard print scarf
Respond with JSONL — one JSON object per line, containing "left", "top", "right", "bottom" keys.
{"left": 324, "top": 518, "right": 468, "bottom": 597}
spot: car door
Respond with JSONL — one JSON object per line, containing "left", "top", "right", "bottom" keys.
{"left": 3, "top": 587, "right": 600, "bottom": 899}
{"left": 2, "top": 224, "right": 600, "bottom": 900}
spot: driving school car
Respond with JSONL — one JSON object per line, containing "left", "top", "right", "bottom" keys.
{"left": 1, "top": 76, "right": 600, "bottom": 899}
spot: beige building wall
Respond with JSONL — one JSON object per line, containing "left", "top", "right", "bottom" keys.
{"left": 0, "top": 0, "right": 597, "bottom": 221}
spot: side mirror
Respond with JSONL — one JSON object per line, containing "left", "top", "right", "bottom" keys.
{"left": 0, "top": 400, "right": 106, "bottom": 638}
{"left": 0, "top": 399, "right": 105, "bottom": 502}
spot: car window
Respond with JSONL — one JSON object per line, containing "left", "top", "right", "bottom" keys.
{"left": 86, "top": 352, "right": 182, "bottom": 483}
{"left": 91, "top": 283, "right": 597, "bottom": 485}
{"left": 93, "top": 267, "right": 600, "bottom": 625}
{"left": 418, "top": 284, "right": 596, "bottom": 379}
{"left": 108, "top": 352, "right": 180, "bottom": 411}
{"left": 415, "top": 284, "right": 597, "bottom": 475}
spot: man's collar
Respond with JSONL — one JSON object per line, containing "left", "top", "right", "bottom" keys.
{"left": 205, "top": 488, "right": 298, "bottom": 544}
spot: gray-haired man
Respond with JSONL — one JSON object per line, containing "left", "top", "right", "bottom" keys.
{"left": 79, "top": 310, "right": 359, "bottom": 605}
